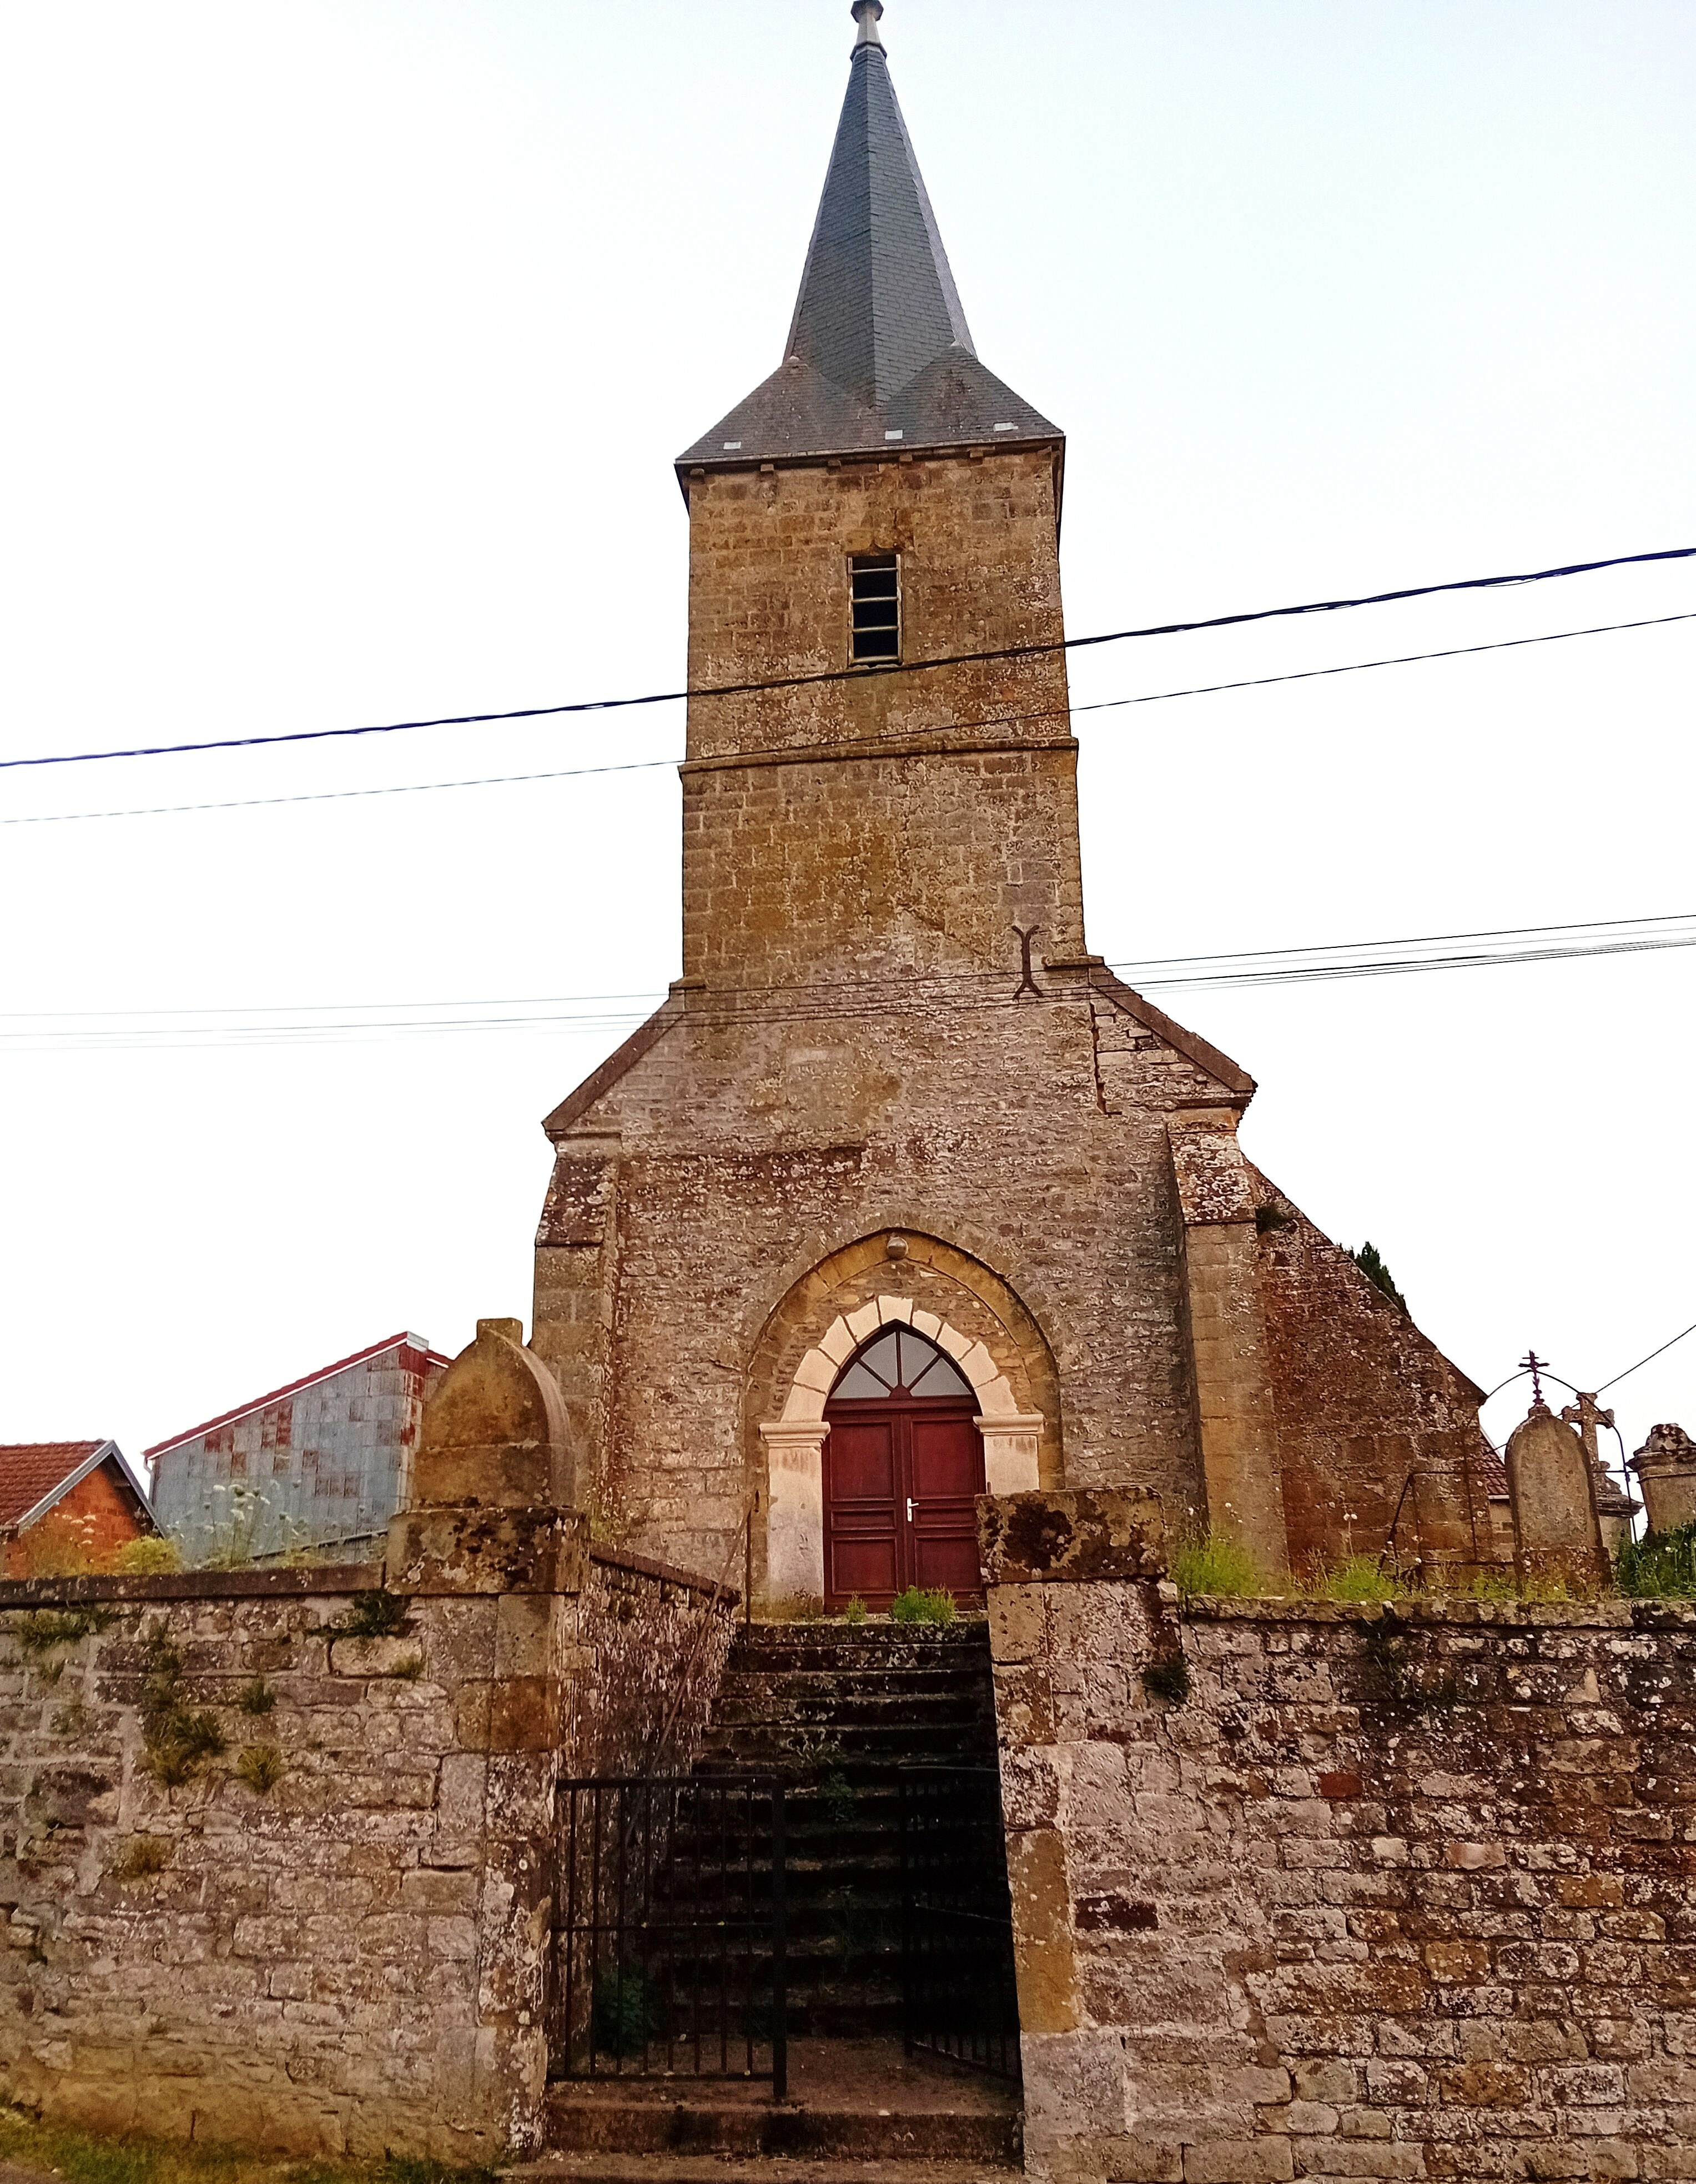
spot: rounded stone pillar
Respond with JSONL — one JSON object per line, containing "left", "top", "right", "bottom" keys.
{"left": 1628, "top": 1423, "right": 1696, "bottom": 1537}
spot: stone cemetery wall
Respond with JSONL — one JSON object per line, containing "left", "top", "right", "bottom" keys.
{"left": 0, "top": 1548, "right": 736, "bottom": 2159}
{"left": 984, "top": 1493, "right": 1696, "bottom": 2184}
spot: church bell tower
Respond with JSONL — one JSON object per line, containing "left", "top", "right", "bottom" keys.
{"left": 673, "top": 0, "right": 1084, "bottom": 1000}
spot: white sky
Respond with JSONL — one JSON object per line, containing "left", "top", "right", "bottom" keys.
{"left": 2, "top": 1, "right": 1693, "bottom": 1497}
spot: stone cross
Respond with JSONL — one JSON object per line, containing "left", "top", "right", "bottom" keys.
{"left": 1560, "top": 1390, "right": 1614, "bottom": 1471}
{"left": 1562, "top": 1390, "right": 1639, "bottom": 1554}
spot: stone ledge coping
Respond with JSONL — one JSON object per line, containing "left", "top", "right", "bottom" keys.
{"left": 1175, "top": 1591, "right": 1696, "bottom": 1630}
{"left": 0, "top": 1563, "right": 384, "bottom": 1607}
{"left": 0, "top": 1545, "right": 739, "bottom": 1610}
{"left": 588, "top": 1543, "right": 741, "bottom": 1605}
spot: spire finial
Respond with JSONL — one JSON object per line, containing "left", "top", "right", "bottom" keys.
{"left": 852, "top": 1, "right": 884, "bottom": 49}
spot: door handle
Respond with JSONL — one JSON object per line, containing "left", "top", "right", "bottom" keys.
{"left": 906, "top": 1497, "right": 915, "bottom": 1523}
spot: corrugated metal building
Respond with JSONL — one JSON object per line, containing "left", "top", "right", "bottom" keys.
{"left": 147, "top": 1333, "right": 449, "bottom": 1565}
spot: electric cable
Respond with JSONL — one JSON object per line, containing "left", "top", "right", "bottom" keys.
{"left": 1598, "top": 1321, "right": 1696, "bottom": 1395}
{"left": 4, "top": 608, "right": 1691, "bottom": 829}
{"left": 6, "top": 910, "right": 1695, "bottom": 1051}
{"left": 2, "top": 546, "right": 1691, "bottom": 774}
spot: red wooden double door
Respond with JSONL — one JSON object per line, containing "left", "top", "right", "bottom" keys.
{"left": 821, "top": 1324, "right": 986, "bottom": 1609}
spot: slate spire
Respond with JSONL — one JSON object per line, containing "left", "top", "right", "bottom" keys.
{"left": 785, "top": 0, "right": 975, "bottom": 409}
{"left": 678, "top": 1, "right": 1058, "bottom": 471}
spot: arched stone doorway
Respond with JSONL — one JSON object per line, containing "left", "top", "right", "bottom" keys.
{"left": 753, "top": 1269, "right": 1051, "bottom": 1611}
{"left": 822, "top": 1323, "right": 983, "bottom": 1608}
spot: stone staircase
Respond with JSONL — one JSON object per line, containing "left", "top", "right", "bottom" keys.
{"left": 691, "top": 1618, "right": 1000, "bottom": 2038}
{"left": 536, "top": 1619, "right": 1020, "bottom": 2178}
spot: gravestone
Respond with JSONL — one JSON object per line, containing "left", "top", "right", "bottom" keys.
{"left": 1505, "top": 1399, "right": 1609, "bottom": 1590}
{"left": 1628, "top": 1422, "right": 1696, "bottom": 1537}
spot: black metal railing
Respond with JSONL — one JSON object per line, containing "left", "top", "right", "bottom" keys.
{"left": 549, "top": 1775, "right": 787, "bottom": 2096}
{"left": 899, "top": 1764, "right": 1021, "bottom": 2081}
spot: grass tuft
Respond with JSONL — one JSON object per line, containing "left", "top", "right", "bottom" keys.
{"left": 340, "top": 1591, "right": 410, "bottom": 1639}
{"left": 234, "top": 1746, "right": 285, "bottom": 1796}
{"left": 235, "top": 1677, "right": 275, "bottom": 1716}
{"left": 109, "top": 1836, "right": 172, "bottom": 1883}
{"left": 1171, "top": 1530, "right": 1261, "bottom": 1600}
{"left": 841, "top": 1595, "right": 868, "bottom": 1625}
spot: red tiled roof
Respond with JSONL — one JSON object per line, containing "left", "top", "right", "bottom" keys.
{"left": 0, "top": 1441, "right": 109, "bottom": 1527}
{"left": 145, "top": 1332, "right": 451, "bottom": 1459}
{"left": 1476, "top": 1435, "right": 1509, "bottom": 1498}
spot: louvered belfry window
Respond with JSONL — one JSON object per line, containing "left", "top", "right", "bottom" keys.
{"left": 849, "top": 553, "right": 900, "bottom": 662}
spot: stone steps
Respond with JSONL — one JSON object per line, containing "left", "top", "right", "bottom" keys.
{"left": 686, "top": 1621, "right": 1000, "bottom": 2043}
{"left": 536, "top": 2035, "right": 1022, "bottom": 2165}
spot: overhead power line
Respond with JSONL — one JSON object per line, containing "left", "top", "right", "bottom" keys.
{"left": 6, "top": 910, "right": 1692, "bottom": 1052}
{"left": 2, "top": 545, "right": 1690, "bottom": 775}
{"left": 5, "top": 608, "right": 1692, "bottom": 829}
{"left": 1599, "top": 1321, "right": 1696, "bottom": 1395}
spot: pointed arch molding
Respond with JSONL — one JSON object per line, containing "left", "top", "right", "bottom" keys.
{"left": 759, "top": 1291, "right": 1044, "bottom": 1603}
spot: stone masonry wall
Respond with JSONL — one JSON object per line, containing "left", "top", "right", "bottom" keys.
{"left": 0, "top": 1552, "right": 735, "bottom": 2158}
{"left": 1254, "top": 1176, "right": 1496, "bottom": 1577}
{"left": 988, "top": 1546, "right": 1696, "bottom": 2183}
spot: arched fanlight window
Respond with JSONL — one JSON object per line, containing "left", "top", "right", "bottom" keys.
{"left": 829, "top": 1323, "right": 974, "bottom": 1402}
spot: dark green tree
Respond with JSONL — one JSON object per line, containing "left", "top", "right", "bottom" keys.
{"left": 1352, "top": 1241, "right": 1407, "bottom": 1314}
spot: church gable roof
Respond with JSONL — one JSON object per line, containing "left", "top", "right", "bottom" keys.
{"left": 678, "top": 3, "right": 1059, "bottom": 470}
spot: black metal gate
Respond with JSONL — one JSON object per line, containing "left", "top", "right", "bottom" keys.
{"left": 899, "top": 1764, "right": 1021, "bottom": 2080}
{"left": 549, "top": 1775, "right": 787, "bottom": 2097}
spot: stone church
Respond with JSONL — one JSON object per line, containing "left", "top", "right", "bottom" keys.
{"left": 530, "top": 0, "right": 1497, "bottom": 1609}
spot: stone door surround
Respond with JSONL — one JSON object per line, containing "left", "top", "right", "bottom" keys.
{"left": 759, "top": 1292, "right": 1043, "bottom": 1604}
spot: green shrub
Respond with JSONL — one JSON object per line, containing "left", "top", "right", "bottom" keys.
{"left": 1351, "top": 1241, "right": 1407, "bottom": 1313}
{"left": 1171, "top": 1530, "right": 1261, "bottom": 1600}
{"left": 842, "top": 1595, "right": 868, "bottom": 1625}
{"left": 1617, "top": 1521, "right": 1696, "bottom": 1599}
{"left": 889, "top": 1586, "right": 957, "bottom": 1626}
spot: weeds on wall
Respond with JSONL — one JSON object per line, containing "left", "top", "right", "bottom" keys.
{"left": 14, "top": 1608, "right": 116, "bottom": 1657}
{"left": 1617, "top": 1520, "right": 1696, "bottom": 1599}
{"left": 340, "top": 1590, "right": 410, "bottom": 1639}
{"left": 889, "top": 1586, "right": 957, "bottom": 1626}
{"left": 234, "top": 1746, "right": 285, "bottom": 1796}
{"left": 1141, "top": 1649, "right": 1192, "bottom": 1705}
{"left": 842, "top": 1595, "right": 868, "bottom": 1625}
{"left": 51, "top": 1697, "right": 91, "bottom": 1739}
{"left": 109, "top": 1835, "right": 172, "bottom": 1884}
{"left": 139, "top": 1629, "right": 225, "bottom": 1786}
{"left": 109, "top": 1538, "right": 183, "bottom": 1575}
{"left": 1171, "top": 1530, "right": 1262, "bottom": 1600}
{"left": 1315, "top": 1555, "right": 1400, "bottom": 1604}
{"left": 236, "top": 1676, "right": 275, "bottom": 1715}
{"left": 1362, "top": 1620, "right": 1461, "bottom": 1714}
